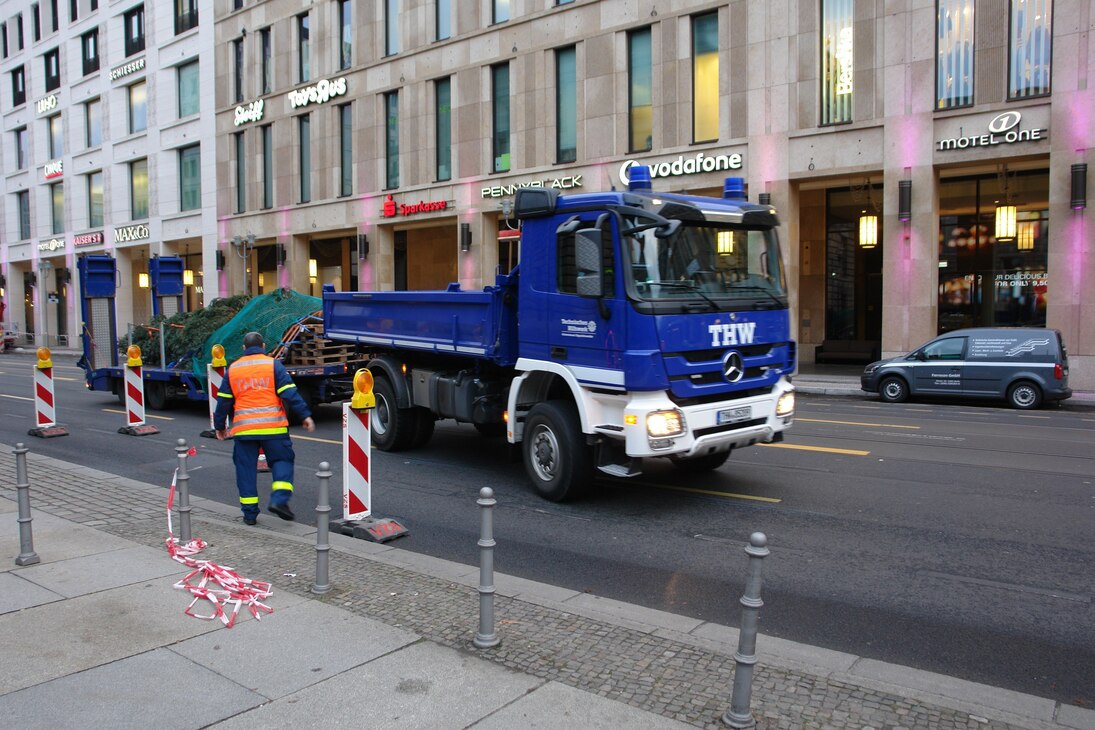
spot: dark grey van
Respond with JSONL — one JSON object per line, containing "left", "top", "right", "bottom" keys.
{"left": 861, "top": 328, "right": 1071, "bottom": 409}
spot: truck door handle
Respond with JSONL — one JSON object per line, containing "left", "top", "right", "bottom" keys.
{"left": 551, "top": 347, "right": 567, "bottom": 360}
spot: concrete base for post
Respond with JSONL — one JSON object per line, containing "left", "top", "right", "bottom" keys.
{"left": 334, "top": 516, "right": 408, "bottom": 543}
{"left": 27, "top": 425, "right": 69, "bottom": 438}
{"left": 118, "top": 424, "right": 160, "bottom": 436}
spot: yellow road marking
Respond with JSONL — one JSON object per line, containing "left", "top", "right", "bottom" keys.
{"left": 628, "top": 482, "right": 781, "bottom": 503}
{"left": 293, "top": 434, "right": 343, "bottom": 445}
{"left": 101, "top": 408, "right": 174, "bottom": 421}
{"left": 760, "top": 442, "right": 871, "bottom": 456}
{"left": 797, "top": 417, "right": 919, "bottom": 429}
{"left": 1018, "top": 414, "right": 1051, "bottom": 419}
{"left": 0, "top": 393, "right": 33, "bottom": 401}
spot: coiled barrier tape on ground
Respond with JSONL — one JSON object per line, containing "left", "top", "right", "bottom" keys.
{"left": 165, "top": 467, "right": 274, "bottom": 628}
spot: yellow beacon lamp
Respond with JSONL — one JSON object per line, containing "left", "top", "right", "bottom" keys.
{"left": 351, "top": 368, "right": 376, "bottom": 410}
{"left": 126, "top": 345, "right": 143, "bottom": 367}
{"left": 211, "top": 343, "right": 227, "bottom": 368}
{"left": 36, "top": 347, "right": 53, "bottom": 369}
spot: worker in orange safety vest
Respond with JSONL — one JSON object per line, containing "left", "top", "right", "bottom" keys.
{"left": 214, "top": 331, "right": 315, "bottom": 525}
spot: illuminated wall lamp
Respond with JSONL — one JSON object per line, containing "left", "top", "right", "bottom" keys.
{"left": 1016, "top": 221, "right": 1036, "bottom": 251}
{"left": 898, "top": 180, "right": 912, "bottom": 222}
{"left": 858, "top": 213, "right": 878, "bottom": 249}
{"left": 717, "top": 230, "right": 734, "bottom": 255}
{"left": 183, "top": 269, "right": 195, "bottom": 286}
{"left": 138, "top": 272, "right": 150, "bottom": 288}
{"left": 994, "top": 204, "right": 1017, "bottom": 241}
{"left": 308, "top": 258, "right": 318, "bottom": 278}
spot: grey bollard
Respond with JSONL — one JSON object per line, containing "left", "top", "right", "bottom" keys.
{"left": 14, "top": 443, "right": 40, "bottom": 566}
{"left": 473, "top": 487, "right": 500, "bottom": 649}
{"left": 722, "top": 532, "right": 770, "bottom": 729}
{"left": 313, "top": 461, "right": 333, "bottom": 594}
{"left": 175, "top": 439, "right": 193, "bottom": 543}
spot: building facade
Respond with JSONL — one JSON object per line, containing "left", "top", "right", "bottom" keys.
{"left": 0, "top": 0, "right": 218, "bottom": 347}
{"left": 4, "top": 1, "right": 1092, "bottom": 393}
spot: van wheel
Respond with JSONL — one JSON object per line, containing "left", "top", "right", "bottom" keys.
{"left": 523, "top": 401, "right": 591, "bottom": 502}
{"left": 1007, "top": 381, "right": 1042, "bottom": 410}
{"left": 878, "top": 376, "right": 909, "bottom": 403}
{"left": 371, "top": 376, "right": 417, "bottom": 451}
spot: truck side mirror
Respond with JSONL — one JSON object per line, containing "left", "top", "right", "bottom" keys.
{"left": 575, "top": 229, "right": 604, "bottom": 298}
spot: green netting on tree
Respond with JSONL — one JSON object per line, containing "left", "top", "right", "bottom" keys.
{"left": 118, "top": 295, "right": 250, "bottom": 368}
{"left": 191, "top": 288, "right": 322, "bottom": 388}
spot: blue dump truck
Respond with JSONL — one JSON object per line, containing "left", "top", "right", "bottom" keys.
{"left": 323, "top": 167, "right": 796, "bottom": 501}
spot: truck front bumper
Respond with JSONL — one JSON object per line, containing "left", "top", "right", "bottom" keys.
{"left": 612, "top": 378, "right": 795, "bottom": 459}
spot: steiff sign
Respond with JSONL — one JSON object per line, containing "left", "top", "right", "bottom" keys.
{"left": 114, "top": 224, "right": 150, "bottom": 243}
{"left": 937, "top": 111, "right": 1047, "bottom": 151}
{"left": 234, "top": 99, "right": 265, "bottom": 126}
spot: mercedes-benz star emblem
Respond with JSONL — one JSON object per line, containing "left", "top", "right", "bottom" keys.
{"left": 722, "top": 351, "right": 745, "bottom": 383}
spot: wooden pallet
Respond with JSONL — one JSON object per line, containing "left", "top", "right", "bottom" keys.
{"left": 276, "top": 313, "right": 362, "bottom": 366}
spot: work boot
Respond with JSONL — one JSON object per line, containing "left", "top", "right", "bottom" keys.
{"left": 244, "top": 516, "right": 257, "bottom": 526}
{"left": 269, "top": 503, "right": 294, "bottom": 521}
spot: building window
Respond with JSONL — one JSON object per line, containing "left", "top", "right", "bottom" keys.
{"left": 178, "top": 60, "right": 199, "bottom": 117}
{"left": 233, "top": 0, "right": 242, "bottom": 9}
{"left": 44, "top": 48, "right": 60, "bottom": 91}
{"left": 1009, "top": 0, "right": 1051, "bottom": 99}
{"left": 32, "top": 3, "right": 41, "bottom": 42}
{"left": 385, "top": 91, "right": 399, "bottom": 188}
{"left": 555, "top": 46, "right": 576, "bottom": 164}
{"left": 492, "top": 63, "right": 510, "bottom": 172}
{"left": 1, "top": 22, "right": 7, "bottom": 58}
{"left": 261, "top": 124, "right": 273, "bottom": 208}
{"left": 234, "top": 132, "right": 245, "bottom": 213}
{"left": 17, "top": 191, "right": 31, "bottom": 240}
{"left": 628, "top": 28, "right": 652, "bottom": 152}
{"left": 49, "top": 0, "right": 59, "bottom": 32}
{"left": 87, "top": 171, "right": 103, "bottom": 227}
{"left": 232, "top": 38, "right": 244, "bottom": 103}
{"left": 936, "top": 0, "right": 974, "bottom": 109}
{"left": 260, "top": 28, "right": 272, "bottom": 94}
{"left": 11, "top": 65, "right": 25, "bottom": 107}
{"left": 178, "top": 144, "right": 201, "bottom": 211}
{"left": 339, "top": 0, "right": 352, "bottom": 70}
{"left": 436, "top": 0, "right": 450, "bottom": 41}
{"left": 47, "top": 114, "right": 63, "bottom": 158}
{"left": 385, "top": 0, "right": 398, "bottom": 55}
{"left": 85, "top": 98, "right": 101, "bottom": 147}
{"left": 821, "top": 0, "right": 854, "bottom": 124}
{"left": 493, "top": 0, "right": 509, "bottom": 24}
{"left": 14, "top": 126, "right": 27, "bottom": 169}
{"left": 124, "top": 5, "right": 145, "bottom": 57}
{"left": 130, "top": 158, "right": 149, "bottom": 220}
{"left": 692, "top": 12, "right": 719, "bottom": 142}
{"left": 339, "top": 103, "right": 353, "bottom": 196}
{"left": 128, "top": 81, "right": 147, "bottom": 134}
{"left": 82, "top": 28, "right": 99, "bottom": 76}
{"left": 175, "top": 0, "right": 198, "bottom": 35}
{"left": 298, "top": 114, "right": 311, "bottom": 203}
{"left": 69, "top": 0, "right": 77, "bottom": 22}
{"left": 297, "top": 13, "right": 310, "bottom": 83}
{"left": 556, "top": 0, "right": 575, "bottom": 4}
{"left": 50, "top": 182, "right": 64, "bottom": 235}
{"left": 16, "top": 13, "right": 24, "bottom": 50}
{"left": 435, "top": 78, "right": 451, "bottom": 181}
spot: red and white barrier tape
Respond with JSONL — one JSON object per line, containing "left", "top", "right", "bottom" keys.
{"left": 165, "top": 460, "right": 274, "bottom": 628}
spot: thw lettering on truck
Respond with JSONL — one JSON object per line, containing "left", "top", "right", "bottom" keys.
{"left": 708, "top": 322, "right": 757, "bottom": 347}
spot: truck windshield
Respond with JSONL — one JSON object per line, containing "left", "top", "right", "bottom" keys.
{"left": 623, "top": 221, "right": 787, "bottom": 306}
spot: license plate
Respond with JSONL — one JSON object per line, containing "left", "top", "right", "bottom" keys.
{"left": 717, "top": 406, "right": 752, "bottom": 425}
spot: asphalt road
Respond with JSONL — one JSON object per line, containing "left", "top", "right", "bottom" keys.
{"left": 2, "top": 351, "right": 1093, "bottom": 707}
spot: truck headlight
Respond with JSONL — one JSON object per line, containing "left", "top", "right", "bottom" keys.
{"left": 776, "top": 391, "right": 795, "bottom": 417}
{"left": 647, "top": 409, "right": 685, "bottom": 438}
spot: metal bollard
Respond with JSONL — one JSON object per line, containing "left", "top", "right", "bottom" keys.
{"left": 313, "top": 461, "right": 333, "bottom": 594}
{"left": 722, "top": 532, "right": 770, "bottom": 729}
{"left": 473, "top": 487, "right": 500, "bottom": 649}
{"left": 14, "top": 443, "right": 40, "bottom": 566}
{"left": 174, "top": 439, "right": 193, "bottom": 543}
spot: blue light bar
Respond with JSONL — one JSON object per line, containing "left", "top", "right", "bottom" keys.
{"left": 628, "top": 164, "right": 653, "bottom": 191}
{"left": 723, "top": 177, "right": 746, "bottom": 200}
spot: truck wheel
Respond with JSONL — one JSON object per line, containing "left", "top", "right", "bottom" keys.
{"left": 371, "top": 376, "right": 417, "bottom": 451}
{"left": 523, "top": 401, "right": 592, "bottom": 502}
{"left": 670, "top": 450, "right": 731, "bottom": 473}
{"left": 146, "top": 381, "right": 170, "bottom": 411}
{"left": 1007, "top": 380, "right": 1042, "bottom": 410}
{"left": 411, "top": 408, "right": 435, "bottom": 447}
{"left": 878, "top": 376, "right": 909, "bottom": 403}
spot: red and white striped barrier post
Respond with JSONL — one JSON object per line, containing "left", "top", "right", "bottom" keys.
{"left": 335, "top": 369, "right": 407, "bottom": 543}
{"left": 200, "top": 344, "right": 228, "bottom": 439}
{"left": 119, "top": 345, "right": 159, "bottom": 436}
{"left": 28, "top": 347, "right": 68, "bottom": 438}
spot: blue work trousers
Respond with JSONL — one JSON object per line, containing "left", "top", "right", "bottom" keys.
{"left": 232, "top": 435, "right": 295, "bottom": 520}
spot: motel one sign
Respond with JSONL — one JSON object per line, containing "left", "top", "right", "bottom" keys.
{"left": 937, "top": 111, "right": 1046, "bottom": 151}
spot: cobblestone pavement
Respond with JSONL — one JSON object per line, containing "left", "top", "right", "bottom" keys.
{"left": 0, "top": 447, "right": 1063, "bottom": 730}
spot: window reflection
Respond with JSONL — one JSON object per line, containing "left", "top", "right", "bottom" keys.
{"left": 1009, "top": 0, "right": 1052, "bottom": 99}
{"left": 937, "top": 0, "right": 974, "bottom": 109}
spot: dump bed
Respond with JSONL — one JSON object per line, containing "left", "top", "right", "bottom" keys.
{"left": 322, "top": 280, "right": 518, "bottom": 366}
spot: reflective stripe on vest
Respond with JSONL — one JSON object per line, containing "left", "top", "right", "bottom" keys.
{"left": 228, "top": 354, "right": 289, "bottom": 437}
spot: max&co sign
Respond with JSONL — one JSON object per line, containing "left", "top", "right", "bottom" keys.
{"left": 937, "top": 111, "right": 1046, "bottom": 151}
{"left": 114, "top": 224, "right": 150, "bottom": 243}
{"left": 381, "top": 194, "right": 448, "bottom": 217}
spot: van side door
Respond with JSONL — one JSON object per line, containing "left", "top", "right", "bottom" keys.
{"left": 911, "top": 336, "right": 967, "bottom": 396}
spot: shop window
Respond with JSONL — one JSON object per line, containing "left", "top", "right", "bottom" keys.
{"left": 555, "top": 46, "right": 576, "bottom": 164}
{"left": 823, "top": 186, "right": 884, "bottom": 343}
{"left": 1009, "top": 0, "right": 1051, "bottom": 99}
{"left": 820, "top": 0, "right": 854, "bottom": 125}
{"left": 936, "top": 0, "right": 974, "bottom": 109}
{"left": 628, "top": 28, "right": 652, "bottom": 152}
{"left": 938, "top": 171, "right": 1049, "bottom": 332}
{"left": 492, "top": 63, "right": 510, "bottom": 172}
{"left": 692, "top": 13, "right": 719, "bottom": 142}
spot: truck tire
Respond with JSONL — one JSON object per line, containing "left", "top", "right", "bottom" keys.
{"left": 146, "top": 381, "right": 170, "bottom": 411}
{"left": 411, "top": 407, "right": 435, "bottom": 447}
{"left": 371, "top": 376, "right": 417, "bottom": 451}
{"left": 670, "top": 450, "right": 731, "bottom": 473}
{"left": 523, "top": 401, "right": 592, "bottom": 502}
